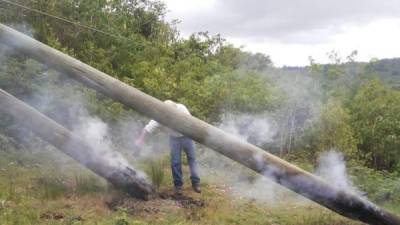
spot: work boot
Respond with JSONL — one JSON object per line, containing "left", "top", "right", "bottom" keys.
{"left": 175, "top": 186, "right": 183, "bottom": 195}
{"left": 192, "top": 184, "right": 201, "bottom": 193}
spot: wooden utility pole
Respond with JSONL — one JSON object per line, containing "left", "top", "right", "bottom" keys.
{"left": 1, "top": 23, "right": 399, "bottom": 225}
{"left": 0, "top": 88, "right": 155, "bottom": 199}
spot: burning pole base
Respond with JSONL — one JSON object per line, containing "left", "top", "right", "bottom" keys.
{"left": 0, "top": 88, "right": 155, "bottom": 199}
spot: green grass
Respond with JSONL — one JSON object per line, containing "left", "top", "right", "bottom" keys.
{"left": 0, "top": 149, "right": 397, "bottom": 225}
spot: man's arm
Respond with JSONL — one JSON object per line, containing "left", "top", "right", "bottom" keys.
{"left": 135, "top": 129, "right": 148, "bottom": 148}
{"left": 135, "top": 120, "right": 159, "bottom": 149}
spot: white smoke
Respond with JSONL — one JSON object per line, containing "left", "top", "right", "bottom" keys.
{"left": 73, "top": 116, "right": 148, "bottom": 178}
{"left": 7, "top": 23, "right": 35, "bottom": 38}
{"left": 316, "top": 150, "right": 360, "bottom": 195}
{"left": 198, "top": 148, "right": 299, "bottom": 205}
{"left": 203, "top": 72, "right": 323, "bottom": 204}
{"left": 211, "top": 110, "right": 286, "bottom": 202}
{"left": 0, "top": 23, "right": 159, "bottom": 187}
{"left": 10, "top": 64, "right": 151, "bottom": 181}
{"left": 218, "top": 113, "right": 277, "bottom": 146}
{"left": 1, "top": 23, "right": 35, "bottom": 51}
{"left": 113, "top": 113, "right": 170, "bottom": 161}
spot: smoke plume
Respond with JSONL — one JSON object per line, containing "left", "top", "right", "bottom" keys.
{"left": 316, "top": 150, "right": 360, "bottom": 195}
{"left": 218, "top": 113, "right": 277, "bottom": 146}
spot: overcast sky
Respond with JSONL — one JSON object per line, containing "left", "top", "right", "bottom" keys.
{"left": 163, "top": 0, "right": 400, "bottom": 67}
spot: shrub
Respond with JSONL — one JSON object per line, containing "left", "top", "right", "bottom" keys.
{"left": 349, "top": 166, "right": 400, "bottom": 203}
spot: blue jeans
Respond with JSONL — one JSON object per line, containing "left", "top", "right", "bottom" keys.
{"left": 169, "top": 136, "right": 200, "bottom": 187}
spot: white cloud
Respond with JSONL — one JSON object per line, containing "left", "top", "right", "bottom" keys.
{"left": 163, "top": 0, "right": 400, "bottom": 66}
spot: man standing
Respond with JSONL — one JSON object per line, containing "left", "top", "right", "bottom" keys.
{"left": 135, "top": 100, "right": 201, "bottom": 194}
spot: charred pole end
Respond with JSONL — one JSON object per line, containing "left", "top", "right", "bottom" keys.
{"left": 0, "top": 88, "right": 155, "bottom": 200}
{"left": 0, "top": 23, "right": 399, "bottom": 225}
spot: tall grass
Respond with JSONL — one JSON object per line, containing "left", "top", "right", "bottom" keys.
{"left": 74, "top": 173, "right": 105, "bottom": 195}
{"left": 37, "top": 175, "right": 68, "bottom": 199}
{"left": 146, "top": 158, "right": 166, "bottom": 190}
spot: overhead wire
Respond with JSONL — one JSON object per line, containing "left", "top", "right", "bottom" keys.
{"left": 0, "top": 0, "right": 134, "bottom": 43}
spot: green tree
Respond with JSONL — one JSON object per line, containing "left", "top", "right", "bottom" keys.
{"left": 314, "top": 99, "right": 358, "bottom": 159}
{"left": 351, "top": 78, "right": 400, "bottom": 170}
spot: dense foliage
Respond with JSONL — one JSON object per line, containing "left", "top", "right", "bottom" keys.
{"left": 0, "top": 0, "right": 274, "bottom": 121}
